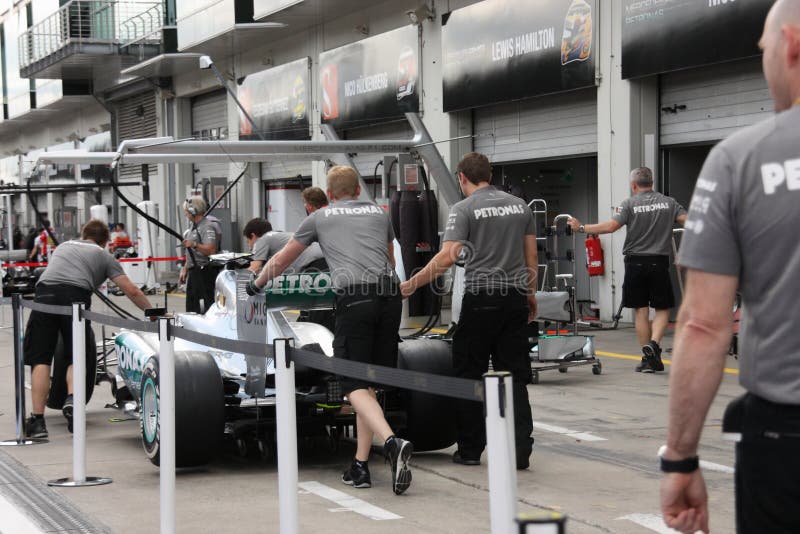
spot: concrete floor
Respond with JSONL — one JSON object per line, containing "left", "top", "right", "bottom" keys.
{"left": 0, "top": 294, "right": 743, "bottom": 533}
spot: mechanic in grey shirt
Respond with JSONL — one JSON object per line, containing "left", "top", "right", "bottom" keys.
{"left": 661, "top": 4, "right": 800, "bottom": 531}
{"left": 23, "top": 220, "right": 152, "bottom": 439}
{"left": 241, "top": 218, "right": 326, "bottom": 274}
{"left": 248, "top": 165, "right": 413, "bottom": 496}
{"left": 401, "top": 152, "right": 538, "bottom": 470}
{"left": 179, "top": 197, "right": 221, "bottom": 313}
{"left": 568, "top": 167, "right": 686, "bottom": 373}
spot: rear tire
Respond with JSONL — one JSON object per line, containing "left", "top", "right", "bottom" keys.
{"left": 396, "top": 339, "right": 457, "bottom": 452}
{"left": 140, "top": 352, "right": 225, "bottom": 467}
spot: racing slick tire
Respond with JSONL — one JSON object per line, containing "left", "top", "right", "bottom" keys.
{"left": 140, "top": 351, "right": 225, "bottom": 467}
{"left": 47, "top": 328, "right": 97, "bottom": 410}
{"left": 396, "top": 338, "right": 457, "bottom": 451}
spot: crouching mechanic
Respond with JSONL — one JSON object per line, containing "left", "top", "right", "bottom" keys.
{"left": 247, "top": 165, "right": 413, "bottom": 495}
{"left": 400, "top": 152, "right": 537, "bottom": 469}
{"left": 24, "top": 220, "right": 153, "bottom": 438}
{"left": 241, "top": 218, "right": 327, "bottom": 273}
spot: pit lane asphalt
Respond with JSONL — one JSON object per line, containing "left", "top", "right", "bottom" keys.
{"left": 0, "top": 296, "right": 742, "bottom": 533}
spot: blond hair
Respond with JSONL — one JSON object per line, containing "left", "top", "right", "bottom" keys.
{"left": 326, "top": 166, "right": 359, "bottom": 200}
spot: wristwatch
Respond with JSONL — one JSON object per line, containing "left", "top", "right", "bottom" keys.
{"left": 578, "top": 224, "right": 585, "bottom": 233}
{"left": 658, "top": 445, "right": 699, "bottom": 473}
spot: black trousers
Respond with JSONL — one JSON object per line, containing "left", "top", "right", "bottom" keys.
{"left": 24, "top": 283, "right": 92, "bottom": 367}
{"left": 452, "top": 291, "right": 534, "bottom": 462}
{"left": 185, "top": 265, "right": 220, "bottom": 314}
{"left": 735, "top": 393, "right": 800, "bottom": 533}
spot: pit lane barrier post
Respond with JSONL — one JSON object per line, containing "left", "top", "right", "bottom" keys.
{"left": 275, "top": 338, "right": 298, "bottom": 534}
{"left": 0, "top": 293, "right": 47, "bottom": 446}
{"left": 48, "top": 302, "right": 113, "bottom": 487}
{"left": 158, "top": 316, "right": 176, "bottom": 534}
{"left": 484, "top": 371, "right": 518, "bottom": 534}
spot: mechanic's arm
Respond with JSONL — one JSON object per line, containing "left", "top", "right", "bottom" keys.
{"left": 28, "top": 245, "right": 38, "bottom": 261}
{"left": 112, "top": 274, "right": 153, "bottom": 311}
{"left": 567, "top": 217, "right": 622, "bottom": 235}
{"left": 523, "top": 235, "right": 538, "bottom": 321}
{"left": 388, "top": 241, "right": 396, "bottom": 269}
{"left": 660, "top": 268, "right": 737, "bottom": 534}
{"left": 181, "top": 240, "right": 216, "bottom": 257}
{"left": 676, "top": 213, "right": 688, "bottom": 226}
{"left": 252, "top": 239, "right": 307, "bottom": 289}
{"left": 248, "top": 260, "right": 264, "bottom": 273}
{"left": 401, "top": 240, "right": 462, "bottom": 297}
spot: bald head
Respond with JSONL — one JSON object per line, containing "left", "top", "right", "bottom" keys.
{"left": 760, "top": 0, "right": 800, "bottom": 111}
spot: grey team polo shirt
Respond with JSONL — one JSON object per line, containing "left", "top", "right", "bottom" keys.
{"left": 184, "top": 217, "right": 219, "bottom": 268}
{"left": 443, "top": 185, "right": 536, "bottom": 293}
{"left": 678, "top": 105, "right": 800, "bottom": 405}
{"left": 293, "top": 199, "right": 396, "bottom": 290}
{"left": 252, "top": 231, "right": 324, "bottom": 273}
{"left": 612, "top": 190, "right": 686, "bottom": 256}
{"left": 37, "top": 239, "right": 125, "bottom": 291}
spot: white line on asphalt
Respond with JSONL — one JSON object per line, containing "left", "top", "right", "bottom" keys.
{"left": 0, "top": 493, "right": 45, "bottom": 534}
{"left": 298, "top": 481, "right": 402, "bottom": 521}
{"left": 617, "top": 513, "right": 680, "bottom": 533}
{"left": 700, "top": 460, "right": 735, "bottom": 474}
{"left": 533, "top": 421, "right": 607, "bottom": 442}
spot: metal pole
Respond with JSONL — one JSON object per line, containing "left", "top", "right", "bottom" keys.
{"left": 484, "top": 371, "right": 518, "bottom": 534}
{"left": 275, "top": 338, "right": 298, "bottom": 534}
{"left": 1, "top": 294, "right": 46, "bottom": 446}
{"left": 48, "top": 303, "right": 112, "bottom": 487}
{"left": 5, "top": 194, "right": 13, "bottom": 251}
{"left": 159, "top": 317, "right": 176, "bottom": 534}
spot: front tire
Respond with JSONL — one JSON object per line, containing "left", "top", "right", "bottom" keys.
{"left": 140, "top": 352, "right": 225, "bottom": 467}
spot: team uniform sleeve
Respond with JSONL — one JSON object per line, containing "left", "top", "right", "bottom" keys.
{"left": 523, "top": 208, "right": 536, "bottom": 236}
{"left": 251, "top": 236, "right": 270, "bottom": 261}
{"left": 443, "top": 203, "right": 469, "bottom": 243}
{"left": 202, "top": 224, "right": 218, "bottom": 247}
{"left": 677, "top": 146, "right": 741, "bottom": 276}
{"left": 293, "top": 214, "right": 318, "bottom": 246}
{"left": 106, "top": 254, "right": 125, "bottom": 280}
{"left": 612, "top": 198, "right": 631, "bottom": 226}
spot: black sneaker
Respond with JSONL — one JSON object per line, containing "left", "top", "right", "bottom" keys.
{"left": 25, "top": 415, "right": 47, "bottom": 439}
{"left": 384, "top": 436, "right": 413, "bottom": 495}
{"left": 63, "top": 394, "right": 74, "bottom": 433}
{"left": 342, "top": 460, "right": 372, "bottom": 489}
{"left": 635, "top": 357, "right": 654, "bottom": 373}
{"left": 642, "top": 341, "right": 665, "bottom": 372}
{"left": 452, "top": 450, "right": 481, "bottom": 466}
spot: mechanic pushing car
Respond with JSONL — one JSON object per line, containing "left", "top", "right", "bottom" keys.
{"left": 180, "top": 196, "right": 221, "bottom": 314}
{"left": 400, "top": 151, "right": 537, "bottom": 470}
{"left": 248, "top": 165, "right": 413, "bottom": 495}
{"left": 24, "top": 220, "right": 153, "bottom": 438}
{"left": 241, "top": 218, "right": 327, "bottom": 274}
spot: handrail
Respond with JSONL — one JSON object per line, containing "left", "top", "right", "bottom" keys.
{"left": 18, "top": 0, "right": 162, "bottom": 69}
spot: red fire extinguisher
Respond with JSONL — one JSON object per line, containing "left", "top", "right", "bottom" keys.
{"left": 585, "top": 234, "right": 604, "bottom": 276}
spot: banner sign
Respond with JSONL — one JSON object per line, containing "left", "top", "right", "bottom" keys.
{"left": 319, "top": 25, "right": 420, "bottom": 129}
{"left": 442, "top": 0, "right": 596, "bottom": 112}
{"left": 621, "top": 0, "right": 773, "bottom": 79}
{"left": 238, "top": 58, "right": 311, "bottom": 140}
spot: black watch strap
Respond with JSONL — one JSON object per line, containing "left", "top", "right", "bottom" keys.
{"left": 660, "top": 455, "right": 700, "bottom": 473}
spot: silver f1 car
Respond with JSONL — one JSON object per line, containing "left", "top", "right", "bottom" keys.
{"left": 104, "top": 255, "right": 456, "bottom": 467}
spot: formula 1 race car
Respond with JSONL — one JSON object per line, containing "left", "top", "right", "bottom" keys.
{"left": 59, "top": 255, "right": 457, "bottom": 467}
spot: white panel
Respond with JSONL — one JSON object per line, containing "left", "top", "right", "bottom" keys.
{"left": 63, "top": 192, "right": 78, "bottom": 208}
{"left": 660, "top": 57, "right": 773, "bottom": 146}
{"left": 343, "top": 120, "right": 415, "bottom": 177}
{"left": 474, "top": 88, "right": 598, "bottom": 163}
{"left": 191, "top": 90, "right": 230, "bottom": 182}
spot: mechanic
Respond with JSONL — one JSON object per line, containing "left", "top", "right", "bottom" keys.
{"left": 28, "top": 220, "right": 55, "bottom": 263}
{"left": 567, "top": 167, "right": 686, "bottom": 373}
{"left": 400, "top": 152, "right": 537, "bottom": 470}
{"left": 301, "top": 186, "right": 329, "bottom": 214}
{"left": 248, "top": 165, "right": 413, "bottom": 496}
{"left": 179, "top": 197, "right": 221, "bottom": 313}
{"left": 23, "top": 219, "right": 153, "bottom": 438}
{"left": 661, "top": 2, "right": 800, "bottom": 532}
{"left": 241, "top": 218, "right": 326, "bottom": 274}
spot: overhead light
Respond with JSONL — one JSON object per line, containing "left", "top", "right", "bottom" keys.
{"left": 407, "top": 4, "right": 435, "bottom": 25}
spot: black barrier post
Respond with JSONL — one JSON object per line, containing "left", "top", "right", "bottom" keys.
{"left": 1, "top": 294, "right": 47, "bottom": 446}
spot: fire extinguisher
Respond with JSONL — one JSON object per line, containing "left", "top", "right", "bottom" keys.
{"left": 585, "top": 234, "right": 604, "bottom": 276}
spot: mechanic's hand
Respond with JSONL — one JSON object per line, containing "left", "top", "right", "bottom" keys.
{"left": 527, "top": 294, "right": 538, "bottom": 322}
{"left": 567, "top": 217, "right": 581, "bottom": 232}
{"left": 181, "top": 239, "right": 196, "bottom": 249}
{"left": 400, "top": 280, "right": 415, "bottom": 299}
{"left": 660, "top": 470, "right": 709, "bottom": 534}
{"left": 179, "top": 268, "right": 187, "bottom": 284}
{"left": 246, "top": 272, "right": 264, "bottom": 296}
